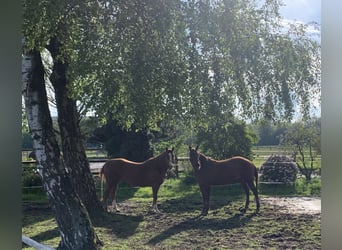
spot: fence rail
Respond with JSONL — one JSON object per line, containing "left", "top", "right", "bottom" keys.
{"left": 22, "top": 154, "right": 319, "bottom": 193}
{"left": 22, "top": 235, "right": 55, "bottom": 250}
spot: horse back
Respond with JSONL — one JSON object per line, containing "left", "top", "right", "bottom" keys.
{"left": 198, "top": 156, "right": 256, "bottom": 185}
{"left": 223, "top": 156, "right": 256, "bottom": 176}
{"left": 101, "top": 158, "right": 165, "bottom": 187}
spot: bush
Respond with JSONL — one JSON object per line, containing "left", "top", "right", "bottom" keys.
{"left": 22, "top": 164, "right": 42, "bottom": 187}
{"left": 259, "top": 155, "right": 298, "bottom": 183}
{"left": 196, "top": 117, "right": 256, "bottom": 160}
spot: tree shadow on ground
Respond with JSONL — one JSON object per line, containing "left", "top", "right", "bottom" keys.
{"left": 22, "top": 203, "right": 54, "bottom": 227}
{"left": 95, "top": 176, "right": 140, "bottom": 203}
{"left": 93, "top": 212, "right": 144, "bottom": 239}
{"left": 22, "top": 202, "right": 143, "bottom": 241}
{"left": 158, "top": 185, "right": 253, "bottom": 215}
{"left": 148, "top": 212, "right": 256, "bottom": 245}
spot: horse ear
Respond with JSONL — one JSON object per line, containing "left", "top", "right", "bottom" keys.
{"left": 165, "top": 147, "right": 168, "bottom": 152}
{"left": 188, "top": 145, "right": 192, "bottom": 151}
{"left": 171, "top": 147, "right": 175, "bottom": 152}
{"left": 195, "top": 145, "right": 199, "bottom": 151}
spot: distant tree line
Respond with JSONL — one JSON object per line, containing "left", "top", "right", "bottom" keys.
{"left": 252, "top": 122, "right": 287, "bottom": 146}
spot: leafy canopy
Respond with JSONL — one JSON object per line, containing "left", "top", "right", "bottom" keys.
{"left": 23, "top": 0, "right": 321, "bottom": 131}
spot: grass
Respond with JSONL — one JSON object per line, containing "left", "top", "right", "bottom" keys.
{"left": 22, "top": 145, "right": 321, "bottom": 249}
{"left": 24, "top": 210, "right": 320, "bottom": 249}
{"left": 22, "top": 173, "right": 321, "bottom": 249}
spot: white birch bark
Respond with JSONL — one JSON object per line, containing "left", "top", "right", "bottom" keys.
{"left": 21, "top": 44, "right": 99, "bottom": 249}
{"left": 22, "top": 48, "right": 44, "bottom": 176}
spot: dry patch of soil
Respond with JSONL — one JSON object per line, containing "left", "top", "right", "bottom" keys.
{"left": 262, "top": 196, "right": 321, "bottom": 215}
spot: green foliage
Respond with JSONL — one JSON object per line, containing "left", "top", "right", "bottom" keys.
{"left": 69, "top": 0, "right": 190, "bottom": 129}
{"left": 251, "top": 122, "right": 287, "bottom": 146}
{"left": 295, "top": 177, "right": 321, "bottom": 196}
{"left": 23, "top": 0, "right": 320, "bottom": 135}
{"left": 196, "top": 117, "right": 256, "bottom": 159}
{"left": 183, "top": 0, "right": 320, "bottom": 123}
{"left": 280, "top": 118, "right": 321, "bottom": 181}
{"left": 91, "top": 119, "right": 153, "bottom": 161}
{"left": 22, "top": 164, "right": 42, "bottom": 187}
{"left": 151, "top": 119, "right": 192, "bottom": 157}
{"left": 259, "top": 177, "right": 321, "bottom": 196}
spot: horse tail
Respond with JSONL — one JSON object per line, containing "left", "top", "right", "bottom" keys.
{"left": 99, "top": 162, "right": 107, "bottom": 200}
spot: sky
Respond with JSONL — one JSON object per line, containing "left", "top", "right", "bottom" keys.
{"left": 279, "top": 0, "right": 321, "bottom": 24}
{"left": 279, "top": 0, "right": 321, "bottom": 119}
{"left": 279, "top": 0, "right": 321, "bottom": 42}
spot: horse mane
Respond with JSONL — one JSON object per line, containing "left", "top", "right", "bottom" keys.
{"left": 149, "top": 150, "right": 167, "bottom": 160}
{"left": 139, "top": 150, "right": 168, "bottom": 167}
{"left": 199, "top": 153, "right": 226, "bottom": 165}
{"left": 200, "top": 153, "right": 214, "bottom": 162}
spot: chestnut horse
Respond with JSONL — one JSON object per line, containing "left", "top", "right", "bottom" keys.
{"left": 100, "top": 148, "right": 176, "bottom": 212}
{"left": 189, "top": 146, "right": 260, "bottom": 215}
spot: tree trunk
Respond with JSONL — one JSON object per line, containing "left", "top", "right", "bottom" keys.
{"left": 47, "top": 36, "right": 103, "bottom": 216}
{"left": 22, "top": 47, "right": 101, "bottom": 249}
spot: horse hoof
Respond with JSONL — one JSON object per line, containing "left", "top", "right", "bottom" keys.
{"left": 239, "top": 208, "right": 247, "bottom": 214}
{"left": 111, "top": 207, "right": 120, "bottom": 213}
{"left": 201, "top": 211, "right": 208, "bottom": 216}
{"left": 149, "top": 206, "right": 160, "bottom": 213}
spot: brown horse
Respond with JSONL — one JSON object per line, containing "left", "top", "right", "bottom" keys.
{"left": 100, "top": 148, "right": 176, "bottom": 212}
{"left": 189, "top": 146, "right": 260, "bottom": 215}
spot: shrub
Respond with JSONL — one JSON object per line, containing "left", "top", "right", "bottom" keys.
{"left": 196, "top": 117, "right": 256, "bottom": 160}
{"left": 22, "top": 164, "right": 42, "bottom": 187}
{"left": 259, "top": 155, "right": 298, "bottom": 183}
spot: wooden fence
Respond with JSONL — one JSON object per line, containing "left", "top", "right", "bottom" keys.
{"left": 22, "top": 157, "right": 192, "bottom": 176}
{"left": 88, "top": 157, "right": 192, "bottom": 176}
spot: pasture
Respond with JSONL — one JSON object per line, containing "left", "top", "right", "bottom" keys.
{"left": 22, "top": 178, "right": 320, "bottom": 249}
{"left": 22, "top": 146, "right": 321, "bottom": 249}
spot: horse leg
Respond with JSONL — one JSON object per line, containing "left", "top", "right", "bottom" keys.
{"left": 110, "top": 183, "right": 120, "bottom": 212}
{"left": 102, "top": 183, "right": 112, "bottom": 212}
{"left": 240, "top": 182, "right": 250, "bottom": 214}
{"left": 247, "top": 181, "right": 260, "bottom": 213}
{"left": 151, "top": 184, "right": 161, "bottom": 213}
{"left": 200, "top": 185, "right": 210, "bottom": 215}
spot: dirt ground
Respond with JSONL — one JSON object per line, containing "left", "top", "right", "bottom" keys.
{"left": 114, "top": 196, "right": 321, "bottom": 215}
{"left": 262, "top": 196, "right": 321, "bottom": 215}
{"left": 23, "top": 196, "right": 321, "bottom": 249}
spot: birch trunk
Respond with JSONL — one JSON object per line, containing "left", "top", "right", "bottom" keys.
{"left": 22, "top": 47, "right": 101, "bottom": 250}
{"left": 47, "top": 36, "right": 103, "bottom": 216}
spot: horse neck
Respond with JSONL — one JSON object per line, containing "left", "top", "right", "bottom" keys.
{"left": 199, "top": 153, "right": 206, "bottom": 160}
{"left": 145, "top": 151, "right": 168, "bottom": 169}
{"left": 199, "top": 153, "right": 209, "bottom": 166}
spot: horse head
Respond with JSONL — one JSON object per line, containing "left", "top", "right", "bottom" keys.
{"left": 165, "top": 147, "right": 176, "bottom": 169}
{"left": 189, "top": 145, "right": 201, "bottom": 170}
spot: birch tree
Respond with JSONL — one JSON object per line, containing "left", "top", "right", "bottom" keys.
{"left": 23, "top": 0, "right": 103, "bottom": 216}
{"left": 22, "top": 45, "right": 101, "bottom": 249}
